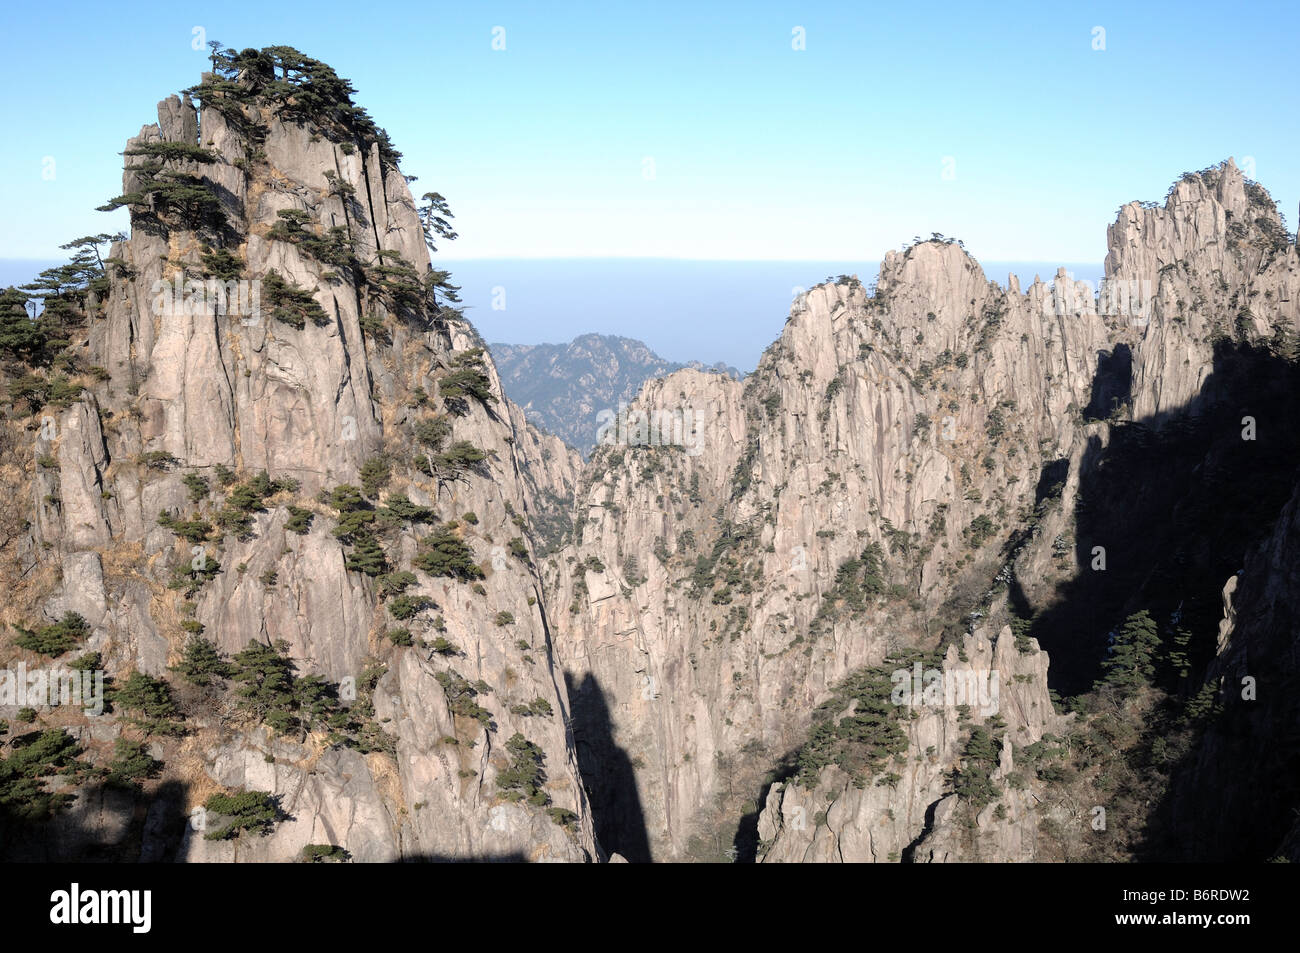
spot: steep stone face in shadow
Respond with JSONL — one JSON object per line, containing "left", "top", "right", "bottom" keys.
{"left": 1164, "top": 406, "right": 1300, "bottom": 860}
{"left": 564, "top": 670, "right": 653, "bottom": 862}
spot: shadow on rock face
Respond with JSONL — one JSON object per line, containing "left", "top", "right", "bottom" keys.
{"left": 0, "top": 768, "right": 191, "bottom": 863}
{"left": 1014, "top": 338, "right": 1300, "bottom": 859}
{"left": 564, "top": 671, "right": 653, "bottom": 863}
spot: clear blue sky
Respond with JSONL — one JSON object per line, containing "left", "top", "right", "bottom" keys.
{"left": 1, "top": 0, "right": 1295, "bottom": 264}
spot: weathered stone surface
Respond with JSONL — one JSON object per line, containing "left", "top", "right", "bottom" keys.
{"left": 758, "top": 628, "right": 1066, "bottom": 863}
{"left": 45, "top": 552, "right": 108, "bottom": 626}
{"left": 23, "top": 75, "right": 599, "bottom": 862}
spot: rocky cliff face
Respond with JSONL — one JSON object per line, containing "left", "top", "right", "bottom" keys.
{"left": 548, "top": 160, "right": 1300, "bottom": 862}
{"left": 2, "top": 54, "right": 596, "bottom": 862}
{"left": 757, "top": 626, "right": 1064, "bottom": 863}
{"left": 1110, "top": 161, "right": 1298, "bottom": 422}
{"left": 545, "top": 239, "right": 1124, "bottom": 859}
{"left": 4, "top": 50, "right": 1297, "bottom": 864}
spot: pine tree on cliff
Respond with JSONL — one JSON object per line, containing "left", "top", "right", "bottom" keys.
{"left": 0, "top": 288, "right": 45, "bottom": 362}
{"left": 345, "top": 533, "right": 388, "bottom": 576}
{"left": 1100, "top": 610, "right": 1161, "bottom": 692}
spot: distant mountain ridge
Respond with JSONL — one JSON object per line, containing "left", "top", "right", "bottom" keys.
{"left": 489, "top": 333, "right": 741, "bottom": 450}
